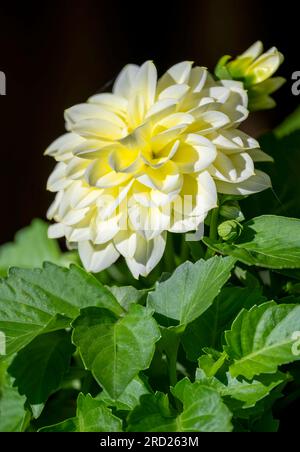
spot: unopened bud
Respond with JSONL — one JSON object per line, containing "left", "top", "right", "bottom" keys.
{"left": 218, "top": 220, "right": 243, "bottom": 242}
{"left": 219, "top": 202, "right": 244, "bottom": 221}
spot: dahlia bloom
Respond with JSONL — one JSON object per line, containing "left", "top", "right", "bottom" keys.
{"left": 45, "top": 61, "right": 271, "bottom": 278}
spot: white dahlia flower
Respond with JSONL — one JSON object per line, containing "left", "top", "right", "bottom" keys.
{"left": 45, "top": 61, "right": 271, "bottom": 278}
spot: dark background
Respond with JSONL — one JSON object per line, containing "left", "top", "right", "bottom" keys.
{"left": 0, "top": 0, "right": 299, "bottom": 243}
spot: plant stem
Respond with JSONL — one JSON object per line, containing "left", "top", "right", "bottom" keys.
{"left": 209, "top": 206, "right": 220, "bottom": 241}
{"left": 205, "top": 207, "right": 219, "bottom": 259}
{"left": 164, "top": 232, "right": 174, "bottom": 273}
{"left": 207, "top": 352, "right": 227, "bottom": 377}
{"left": 167, "top": 335, "right": 180, "bottom": 387}
{"left": 179, "top": 235, "right": 190, "bottom": 263}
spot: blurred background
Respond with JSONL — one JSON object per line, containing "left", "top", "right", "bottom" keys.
{"left": 0, "top": 0, "right": 299, "bottom": 243}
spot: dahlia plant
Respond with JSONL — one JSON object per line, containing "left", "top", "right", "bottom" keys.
{"left": 1, "top": 41, "right": 300, "bottom": 433}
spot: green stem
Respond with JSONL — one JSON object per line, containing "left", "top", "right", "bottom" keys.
{"left": 164, "top": 233, "right": 174, "bottom": 273}
{"left": 205, "top": 207, "right": 219, "bottom": 259}
{"left": 207, "top": 352, "right": 227, "bottom": 377}
{"left": 167, "top": 335, "right": 180, "bottom": 387}
{"left": 179, "top": 235, "right": 190, "bottom": 263}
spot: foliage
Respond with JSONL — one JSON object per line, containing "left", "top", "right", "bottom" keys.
{"left": 1, "top": 108, "right": 300, "bottom": 433}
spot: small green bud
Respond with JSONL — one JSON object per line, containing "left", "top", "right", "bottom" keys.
{"left": 218, "top": 220, "right": 243, "bottom": 242}
{"left": 219, "top": 202, "right": 245, "bottom": 222}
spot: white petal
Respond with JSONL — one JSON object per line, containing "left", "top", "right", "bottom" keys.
{"left": 157, "top": 61, "right": 193, "bottom": 93}
{"left": 67, "top": 226, "right": 91, "bottom": 242}
{"left": 94, "top": 215, "right": 121, "bottom": 244}
{"left": 156, "top": 112, "right": 194, "bottom": 130}
{"left": 249, "top": 149, "right": 274, "bottom": 162}
{"left": 145, "top": 98, "right": 177, "bottom": 123}
{"left": 137, "top": 162, "right": 183, "bottom": 194}
{"left": 191, "top": 110, "right": 231, "bottom": 134}
{"left": 209, "top": 151, "right": 255, "bottom": 183}
{"left": 212, "top": 130, "right": 259, "bottom": 152}
{"left": 194, "top": 171, "right": 218, "bottom": 216}
{"left": 67, "top": 182, "right": 100, "bottom": 209}
{"left": 73, "top": 118, "right": 123, "bottom": 140}
{"left": 113, "top": 64, "right": 139, "bottom": 98}
{"left": 97, "top": 180, "right": 134, "bottom": 220}
{"left": 48, "top": 223, "right": 65, "bottom": 238}
{"left": 215, "top": 170, "right": 271, "bottom": 195}
{"left": 158, "top": 84, "right": 189, "bottom": 101}
{"left": 61, "top": 207, "right": 90, "bottom": 226}
{"left": 88, "top": 93, "right": 128, "bottom": 115}
{"left": 125, "top": 232, "right": 167, "bottom": 278}
{"left": 65, "top": 103, "right": 125, "bottom": 129}
{"left": 240, "top": 41, "right": 263, "bottom": 60}
{"left": 172, "top": 134, "right": 217, "bottom": 173}
{"left": 151, "top": 125, "right": 187, "bottom": 150}
{"left": 47, "top": 191, "right": 64, "bottom": 219}
{"left": 114, "top": 230, "right": 137, "bottom": 259}
{"left": 127, "top": 61, "right": 158, "bottom": 128}
{"left": 85, "top": 159, "right": 131, "bottom": 188}
{"left": 128, "top": 204, "right": 170, "bottom": 240}
{"left": 169, "top": 214, "right": 205, "bottom": 233}
{"left": 188, "top": 66, "right": 208, "bottom": 92}
{"left": 72, "top": 139, "right": 110, "bottom": 159}
{"left": 173, "top": 172, "right": 217, "bottom": 218}
{"left": 65, "top": 157, "right": 89, "bottom": 180}
{"left": 45, "top": 133, "right": 85, "bottom": 162}
{"left": 78, "top": 240, "right": 120, "bottom": 273}
{"left": 47, "top": 162, "right": 72, "bottom": 192}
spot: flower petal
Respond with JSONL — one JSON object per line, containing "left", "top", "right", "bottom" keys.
{"left": 113, "top": 64, "right": 139, "bottom": 98}
{"left": 215, "top": 169, "right": 271, "bottom": 195}
{"left": 209, "top": 151, "right": 255, "bottom": 183}
{"left": 65, "top": 103, "right": 126, "bottom": 129}
{"left": 172, "top": 134, "right": 217, "bottom": 173}
{"left": 124, "top": 232, "right": 167, "bottom": 278}
{"left": 44, "top": 133, "right": 85, "bottom": 162}
{"left": 78, "top": 240, "right": 120, "bottom": 273}
{"left": 72, "top": 118, "right": 124, "bottom": 140}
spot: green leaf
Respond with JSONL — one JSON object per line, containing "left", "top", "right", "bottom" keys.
{"left": 147, "top": 256, "right": 235, "bottom": 326}
{"left": 127, "top": 392, "right": 177, "bottom": 432}
{"left": 0, "top": 263, "right": 122, "bottom": 356}
{"left": 221, "top": 373, "right": 285, "bottom": 409}
{"left": 108, "top": 285, "right": 147, "bottom": 311}
{"left": 97, "top": 376, "right": 151, "bottom": 411}
{"left": 0, "top": 219, "right": 76, "bottom": 276}
{"left": 204, "top": 216, "right": 300, "bottom": 269}
{"left": 172, "top": 378, "right": 232, "bottom": 432}
{"left": 8, "top": 331, "right": 75, "bottom": 404}
{"left": 0, "top": 369, "right": 26, "bottom": 432}
{"left": 182, "top": 287, "right": 266, "bottom": 361}
{"left": 39, "top": 417, "right": 78, "bottom": 432}
{"left": 225, "top": 301, "right": 300, "bottom": 379}
{"left": 39, "top": 393, "right": 122, "bottom": 432}
{"left": 127, "top": 379, "right": 232, "bottom": 432}
{"left": 196, "top": 364, "right": 285, "bottom": 408}
{"left": 72, "top": 304, "right": 161, "bottom": 399}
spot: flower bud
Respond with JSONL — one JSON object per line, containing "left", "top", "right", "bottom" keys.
{"left": 219, "top": 201, "right": 244, "bottom": 221}
{"left": 215, "top": 41, "right": 285, "bottom": 111}
{"left": 218, "top": 220, "right": 243, "bottom": 241}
